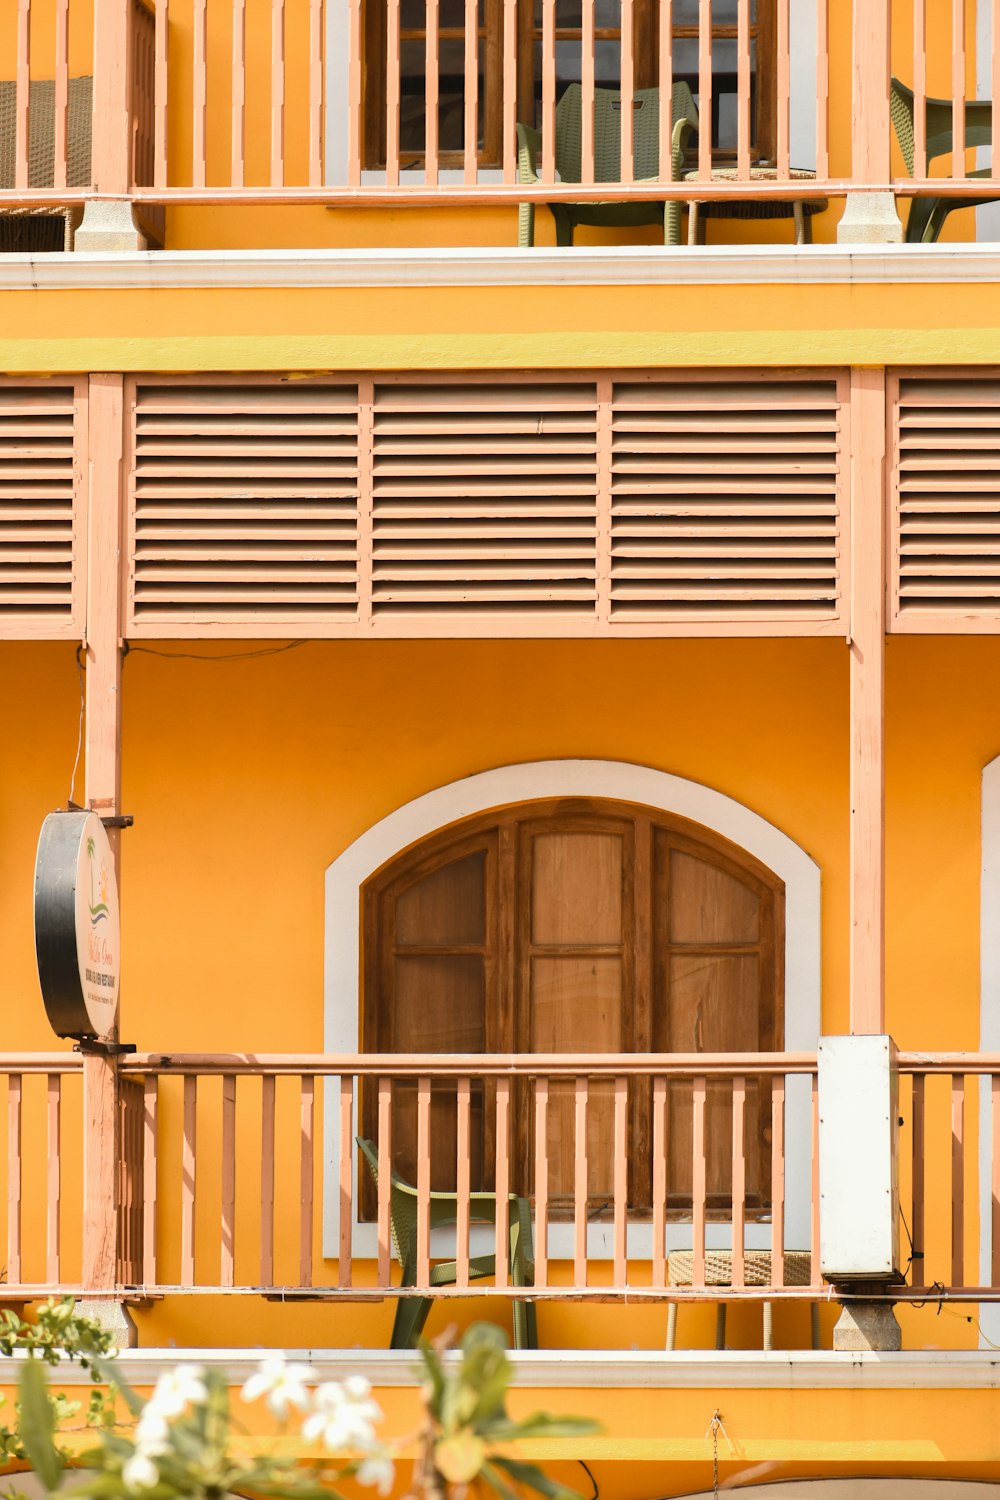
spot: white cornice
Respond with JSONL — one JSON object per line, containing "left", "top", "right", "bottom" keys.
{"left": 18, "top": 1348, "right": 1000, "bottom": 1389}
{"left": 4, "top": 243, "right": 1000, "bottom": 290}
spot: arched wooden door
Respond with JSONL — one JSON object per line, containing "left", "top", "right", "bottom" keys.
{"left": 361, "top": 797, "right": 784, "bottom": 1220}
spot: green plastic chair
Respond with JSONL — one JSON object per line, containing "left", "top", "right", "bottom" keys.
{"left": 357, "top": 1137, "right": 538, "bottom": 1351}
{"left": 516, "top": 81, "right": 699, "bottom": 247}
{"left": 890, "top": 77, "right": 995, "bottom": 242}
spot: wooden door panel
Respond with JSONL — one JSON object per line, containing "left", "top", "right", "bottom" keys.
{"left": 668, "top": 849, "right": 761, "bottom": 944}
{"left": 531, "top": 832, "right": 624, "bottom": 945}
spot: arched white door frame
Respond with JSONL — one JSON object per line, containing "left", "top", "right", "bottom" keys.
{"left": 324, "top": 759, "right": 821, "bottom": 1260}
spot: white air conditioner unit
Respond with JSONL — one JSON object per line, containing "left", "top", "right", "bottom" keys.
{"left": 818, "top": 1034, "right": 900, "bottom": 1282}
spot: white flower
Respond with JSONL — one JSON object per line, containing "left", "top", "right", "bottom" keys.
{"left": 147, "top": 1364, "right": 207, "bottom": 1420}
{"left": 303, "top": 1377, "right": 383, "bottom": 1452}
{"left": 356, "top": 1451, "right": 395, "bottom": 1496}
{"left": 241, "top": 1355, "right": 312, "bottom": 1419}
{"left": 123, "top": 1452, "right": 160, "bottom": 1492}
{"left": 134, "top": 1409, "right": 169, "bottom": 1455}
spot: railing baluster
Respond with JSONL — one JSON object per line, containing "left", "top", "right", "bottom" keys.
{"left": 697, "top": 0, "right": 711, "bottom": 179}
{"left": 771, "top": 1075, "right": 785, "bottom": 1288}
{"left": 47, "top": 1075, "right": 61, "bottom": 1285}
{"left": 993, "top": 1075, "right": 1000, "bottom": 1288}
{"left": 272, "top": 0, "right": 286, "bottom": 187}
{"left": 260, "top": 1075, "right": 275, "bottom": 1286}
{"left": 154, "top": 0, "right": 169, "bottom": 190}
{"left": 54, "top": 0, "right": 70, "bottom": 192}
{"left": 309, "top": 0, "right": 323, "bottom": 187}
{"left": 143, "top": 1078, "right": 157, "bottom": 1285}
{"left": 386, "top": 0, "right": 401, "bottom": 188}
{"left": 348, "top": 0, "right": 362, "bottom": 186}
{"left": 652, "top": 1075, "right": 667, "bottom": 1287}
{"left": 425, "top": 0, "right": 440, "bottom": 187}
{"left": 182, "top": 1075, "right": 197, "bottom": 1286}
{"left": 736, "top": 0, "right": 750, "bottom": 178}
{"left": 7, "top": 1076, "right": 20, "bottom": 1287}
{"left": 911, "top": 1072, "right": 925, "bottom": 1284}
{"left": 658, "top": 0, "right": 673, "bottom": 192}
{"left": 377, "top": 1078, "right": 392, "bottom": 1287}
{"left": 502, "top": 0, "right": 516, "bottom": 184}
{"left": 494, "top": 1077, "right": 510, "bottom": 1285}
{"left": 952, "top": 1072, "right": 965, "bottom": 1287}
{"left": 620, "top": 0, "right": 635, "bottom": 184}
{"left": 463, "top": 0, "right": 479, "bottom": 183}
{"left": 613, "top": 1075, "right": 628, "bottom": 1285}
{"left": 541, "top": 0, "right": 556, "bottom": 184}
{"left": 299, "top": 1077, "right": 315, "bottom": 1287}
{"left": 14, "top": 0, "right": 29, "bottom": 193}
{"left": 339, "top": 1074, "right": 354, "bottom": 1286}
{"left": 221, "top": 1074, "right": 236, "bottom": 1287}
{"left": 776, "top": 0, "right": 790, "bottom": 177}
{"left": 581, "top": 0, "right": 595, "bottom": 185}
{"left": 232, "top": 0, "right": 246, "bottom": 188}
{"left": 815, "top": 0, "right": 829, "bottom": 180}
{"left": 731, "top": 1075, "right": 745, "bottom": 1288}
{"left": 534, "top": 1077, "right": 548, "bottom": 1288}
{"left": 192, "top": 0, "right": 207, "bottom": 188}
{"left": 574, "top": 1076, "right": 588, "bottom": 1287}
{"left": 952, "top": 0, "right": 966, "bottom": 184}
{"left": 692, "top": 1075, "right": 706, "bottom": 1286}
{"left": 912, "top": 0, "right": 926, "bottom": 178}
{"left": 455, "top": 1077, "right": 471, "bottom": 1286}
{"left": 416, "top": 1076, "right": 432, "bottom": 1287}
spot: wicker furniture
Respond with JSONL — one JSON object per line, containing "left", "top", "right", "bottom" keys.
{"left": 684, "top": 166, "right": 828, "bottom": 244}
{"left": 666, "top": 1249, "right": 821, "bottom": 1350}
{"left": 516, "top": 82, "right": 699, "bottom": 247}
{"left": 357, "top": 1137, "right": 538, "bottom": 1350}
{"left": 0, "top": 76, "right": 91, "bottom": 251}
{"left": 890, "top": 77, "right": 994, "bottom": 243}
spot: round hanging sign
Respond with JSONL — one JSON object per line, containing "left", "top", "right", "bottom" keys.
{"left": 34, "top": 810, "right": 120, "bottom": 1040}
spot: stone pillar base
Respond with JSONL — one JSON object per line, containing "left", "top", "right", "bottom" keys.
{"left": 836, "top": 190, "right": 904, "bottom": 245}
{"left": 75, "top": 1298, "right": 138, "bottom": 1349}
{"left": 832, "top": 1298, "right": 902, "bottom": 1351}
{"left": 74, "top": 199, "right": 147, "bottom": 253}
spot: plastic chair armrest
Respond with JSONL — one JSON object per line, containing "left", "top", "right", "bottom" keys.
{"left": 517, "top": 122, "right": 542, "bottom": 184}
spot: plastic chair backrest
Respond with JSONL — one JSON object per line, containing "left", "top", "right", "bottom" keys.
{"left": 891, "top": 75, "right": 993, "bottom": 175}
{"left": 554, "top": 83, "right": 669, "bottom": 184}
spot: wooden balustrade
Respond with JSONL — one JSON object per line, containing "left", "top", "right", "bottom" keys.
{"left": 119, "top": 1052, "right": 821, "bottom": 1301}
{"left": 8, "top": 0, "right": 1000, "bottom": 218}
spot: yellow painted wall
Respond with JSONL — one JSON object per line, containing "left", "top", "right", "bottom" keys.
{"left": 3, "top": 634, "right": 1000, "bottom": 1360}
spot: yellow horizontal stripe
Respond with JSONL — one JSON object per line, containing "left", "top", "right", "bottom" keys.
{"left": 2, "top": 282, "right": 1000, "bottom": 371}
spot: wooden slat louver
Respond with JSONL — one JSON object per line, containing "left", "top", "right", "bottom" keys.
{"left": 610, "top": 379, "right": 845, "bottom": 624}
{"left": 128, "top": 381, "right": 359, "bottom": 627}
{"left": 370, "top": 382, "right": 599, "bottom": 615}
{"left": 0, "top": 381, "right": 84, "bottom": 638}
{"left": 893, "top": 377, "right": 1000, "bottom": 629}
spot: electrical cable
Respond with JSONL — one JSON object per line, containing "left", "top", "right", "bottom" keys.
{"left": 124, "top": 640, "right": 307, "bottom": 664}
{"left": 68, "top": 643, "right": 86, "bottom": 806}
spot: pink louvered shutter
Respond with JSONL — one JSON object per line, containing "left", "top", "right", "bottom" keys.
{"left": 0, "top": 380, "right": 86, "bottom": 638}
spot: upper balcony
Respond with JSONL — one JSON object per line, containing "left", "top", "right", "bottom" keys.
{"left": 1, "top": 0, "right": 999, "bottom": 253}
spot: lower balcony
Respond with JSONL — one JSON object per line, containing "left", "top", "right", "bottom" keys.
{"left": 3, "top": 1047, "right": 995, "bottom": 1352}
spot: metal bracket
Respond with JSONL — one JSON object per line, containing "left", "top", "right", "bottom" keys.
{"left": 100, "top": 814, "right": 135, "bottom": 830}
{"left": 75, "top": 1040, "right": 137, "bottom": 1057}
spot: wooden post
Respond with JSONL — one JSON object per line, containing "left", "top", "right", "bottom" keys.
{"left": 82, "top": 375, "right": 126, "bottom": 1296}
{"left": 849, "top": 367, "right": 886, "bottom": 1035}
{"left": 837, "top": 0, "right": 902, "bottom": 242}
{"left": 76, "top": 0, "right": 146, "bottom": 250}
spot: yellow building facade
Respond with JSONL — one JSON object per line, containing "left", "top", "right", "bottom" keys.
{"left": 3, "top": 0, "right": 1000, "bottom": 1497}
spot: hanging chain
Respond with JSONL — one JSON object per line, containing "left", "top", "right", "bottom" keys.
{"left": 705, "top": 1409, "right": 729, "bottom": 1500}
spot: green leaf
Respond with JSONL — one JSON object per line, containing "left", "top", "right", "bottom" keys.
{"left": 485, "top": 1416, "right": 599, "bottom": 1442}
{"left": 492, "top": 1456, "right": 582, "bottom": 1500}
{"left": 479, "top": 1458, "right": 522, "bottom": 1500}
{"left": 17, "top": 1357, "right": 64, "bottom": 1494}
{"left": 417, "top": 1339, "right": 447, "bottom": 1420}
{"left": 435, "top": 1432, "right": 486, "bottom": 1484}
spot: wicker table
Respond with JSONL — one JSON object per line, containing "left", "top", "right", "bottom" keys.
{"left": 666, "top": 1248, "right": 821, "bottom": 1350}
{"left": 683, "top": 166, "right": 828, "bottom": 245}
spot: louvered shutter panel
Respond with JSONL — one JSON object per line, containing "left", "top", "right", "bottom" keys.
{"left": 610, "top": 378, "right": 846, "bottom": 627}
{"left": 371, "top": 382, "right": 598, "bottom": 615}
{"left": 0, "top": 381, "right": 84, "bottom": 637}
{"left": 892, "top": 377, "right": 1000, "bottom": 628}
{"left": 128, "top": 381, "right": 359, "bottom": 631}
